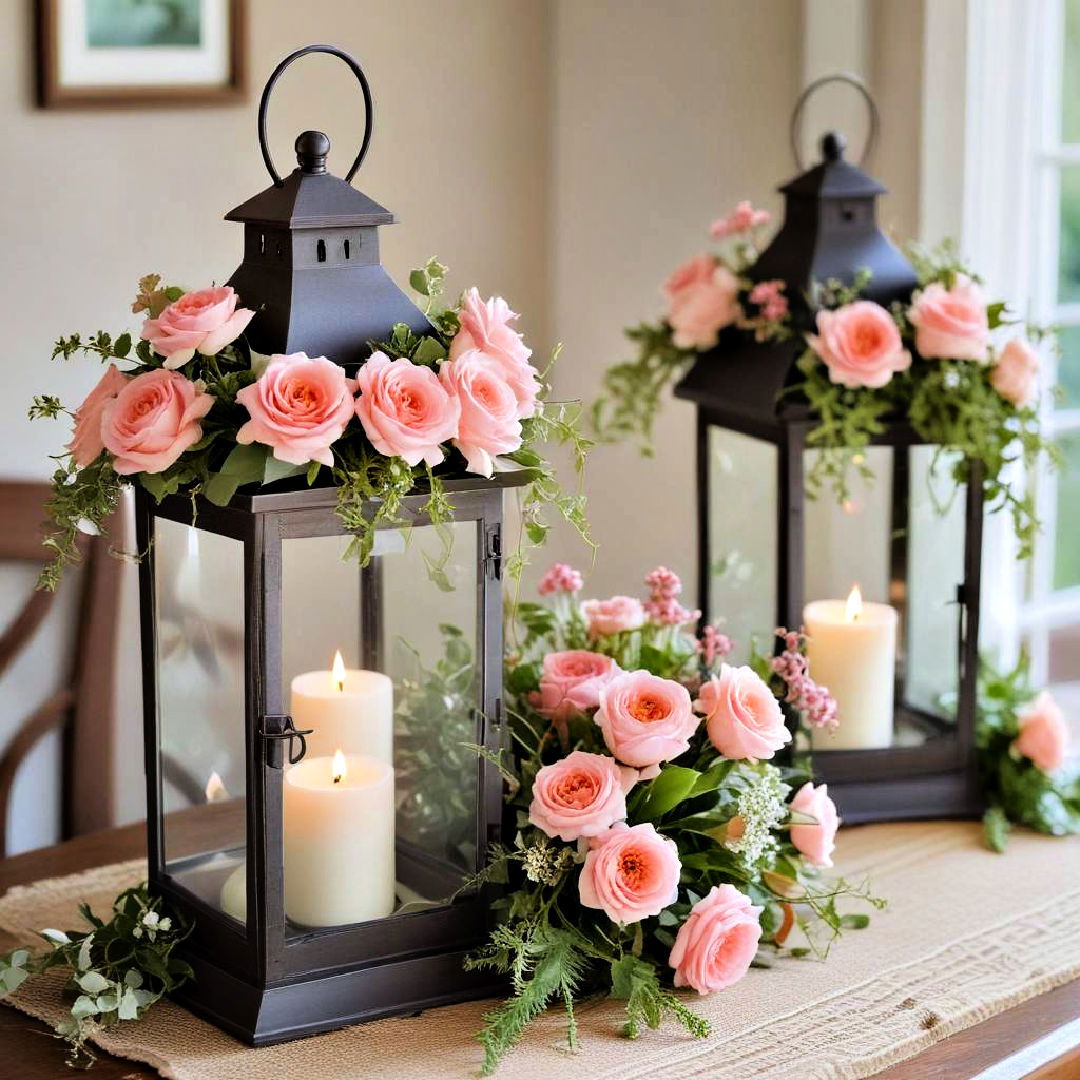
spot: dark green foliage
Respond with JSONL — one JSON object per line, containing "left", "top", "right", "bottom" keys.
{"left": 0, "top": 884, "right": 190, "bottom": 1067}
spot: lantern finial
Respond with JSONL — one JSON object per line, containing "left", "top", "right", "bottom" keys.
{"left": 821, "top": 131, "right": 847, "bottom": 162}
{"left": 295, "top": 130, "right": 330, "bottom": 174}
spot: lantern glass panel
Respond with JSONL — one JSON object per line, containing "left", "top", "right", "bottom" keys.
{"left": 705, "top": 425, "right": 777, "bottom": 662}
{"left": 805, "top": 444, "right": 966, "bottom": 750}
{"left": 155, "top": 518, "right": 248, "bottom": 925}
{"left": 279, "top": 521, "right": 482, "bottom": 933}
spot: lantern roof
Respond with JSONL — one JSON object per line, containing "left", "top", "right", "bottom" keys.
{"left": 779, "top": 132, "right": 886, "bottom": 199}
{"left": 225, "top": 130, "right": 395, "bottom": 229}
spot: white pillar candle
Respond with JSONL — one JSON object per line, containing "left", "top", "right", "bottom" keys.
{"left": 291, "top": 651, "right": 393, "bottom": 764}
{"left": 804, "top": 585, "right": 897, "bottom": 750}
{"left": 284, "top": 751, "right": 396, "bottom": 927}
{"left": 220, "top": 863, "right": 247, "bottom": 922}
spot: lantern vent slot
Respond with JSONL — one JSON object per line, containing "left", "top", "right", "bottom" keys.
{"left": 317, "top": 239, "right": 327, "bottom": 263}
{"left": 343, "top": 238, "right": 351, "bottom": 260}
{"left": 259, "top": 232, "right": 266, "bottom": 255}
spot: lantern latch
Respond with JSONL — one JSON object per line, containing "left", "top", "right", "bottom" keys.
{"left": 485, "top": 525, "right": 502, "bottom": 580}
{"left": 260, "top": 714, "right": 314, "bottom": 768}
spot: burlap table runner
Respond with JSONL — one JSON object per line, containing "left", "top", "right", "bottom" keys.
{"left": 1, "top": 822, "right": 1077, "bottom": 1079}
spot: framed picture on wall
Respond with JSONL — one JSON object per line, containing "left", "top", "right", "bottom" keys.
{"left": 37, "top": 0, "right": 246, "bottom": 108}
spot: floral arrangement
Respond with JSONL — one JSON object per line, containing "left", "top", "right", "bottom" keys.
{"left": 471, "top": 562, "right": 880, "bottom": 1074}
{"left": 30, "top": 259, "right": 590, "bottom": 590}
{"left": 592, "top": 201, "right": 1057, "bottom": 557}
{"left": 0, "top": 884, "right": 189, "bottom": 1066}
{"left": 977, "top": 655, "right": 1079, "bottom": 852}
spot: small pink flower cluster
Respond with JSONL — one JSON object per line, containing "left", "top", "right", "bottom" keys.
{"left": 643, "top": 565, "right": 700, "bottom": 627}
{"left": 769, "top": 628, "right": 839, "bottom": 731}
{"left": 748, "top": 280, "right": 788, "bottom": 322}
{"left": 698, "top": 623, "right": 734, "bottom": 667}
{"left": 710, "top": 200, "right": 771, "bottom": 240}
{"left": 538, "top": 562, "right": 584, "bottom": 596}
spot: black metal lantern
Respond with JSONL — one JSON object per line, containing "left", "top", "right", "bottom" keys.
{"left": 676, "top": 78, "right": 983, "bottom": 824}
{"left": 137, "top": 46, "right": 516, "bottom": 1045}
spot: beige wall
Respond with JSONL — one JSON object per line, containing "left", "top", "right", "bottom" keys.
{"left": 0, "top": 1, "right": 926, "bottom": 843}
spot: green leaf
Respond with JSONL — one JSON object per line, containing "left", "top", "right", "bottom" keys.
{"left": 202, "top": 472, "right": 240, "bottom": 507}
{"left": 71, "top": 994, "right": 99, "bottom": 1018}
{"left": 117, "top": 987, "right": 140, "bottom": 1020}
{"left": 412, "top": 335, "right": 447, "bottom": 366}
{"left": 982, "top": 806, "right": 1010, "bottom": 853}
{"left": 838, "top": 913, "right": 870, "bottom": 930}
{"left": 306, "top": 460, "right": 322, "bottom": 485}
{"left": 77, "top": 936, "right": 94, "bottom": 972}
{"left": 639, "top": 766, "right": 702, "bottom": 820}
{"left": 113, "top": 332, "right": 132, "bottom": 358}
{"left": 409, "top": 268, "right": 430, "bottom": 296}
{"left": 263, "top": 455, "right": 306, "bottom": 486}
{"left": 76, "top": 970, "right": 110, "bottom": 993}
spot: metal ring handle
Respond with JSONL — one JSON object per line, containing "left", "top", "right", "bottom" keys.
{"left": 257, "top": 44, "right": 374, "bottom": 187}
{"left": 789, "top": 72, "right": 879, "bottom": 171}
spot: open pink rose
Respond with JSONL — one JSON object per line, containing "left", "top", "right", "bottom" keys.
{"left": 354, "top": 351, "right": 460, "bottom": 467}
{"left": 789, "top": 782, "right": 839, "bottom": 868}
{"left": 991, "top": 339, "right": 1040, "bottom": 407}
{"left": 663, "top": 255, "right": 740, "bottom": 350}
{"left": 696, "top": 663, "right": 791, "bottom": 761}
{"left": 578, "top": 822, "right": 681, "bottom": 924}
{"left": 235, "top": 353, "right": 356, "bottom": 467}
{"left": 1014, "top": 690, "right": 1068, "bottom": 772}
{"left": 140, "top": 286, "right": 254, "bottom": 370}
{"left": 449, "top": 288, "right": 539, "bottom": 420}
{"left": 68, "top": 364, "right": 129, "bottom": 468}
{"left": 807, "top": 301, "right": 911, "bottom": 389}
{"left": 439, "top": 349, "right": 522, "bottom": 477}
{"left": 669, "top": 884, "right": 761, "bottom": 995}
{"left": 581, "top": 596, "right": 646, "bottom": 637}
{"left": 101, "top": 368, "right": 213, "bottom": 476}
{"left": 536, "top": 651, "right": 621, "bottom": 724}
{"left": 528, "top": 751, "right": 628, "bottom": 842}
{"left": 596, "top": 670, "right": 698, "bottom": 768}
{"left": 907, "top": 275, "right": 989, "bottom": 361}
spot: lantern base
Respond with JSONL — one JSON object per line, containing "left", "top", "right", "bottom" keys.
{"left": 824, "top": 769, "right": 983, "bottom": 826}
{"left": 170, "top": 946, "right": 508, "bottom": 1045}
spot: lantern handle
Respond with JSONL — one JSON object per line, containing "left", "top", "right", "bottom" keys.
{"left": 257, "top": 44, "right": 374, "bottom": 187}
{"left": 789, "top": 72, "right": 879, "bottom": 172}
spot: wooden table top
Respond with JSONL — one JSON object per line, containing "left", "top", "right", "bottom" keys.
{"left": 0, "top": 822, "right": 1077, "bottom": 1080}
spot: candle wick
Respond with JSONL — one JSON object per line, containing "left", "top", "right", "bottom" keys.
{"left": 336, "top": 680, "right": 345, "bottom": 694}
{"left": 333, "top": 774, "right": 342, "bottom": 785}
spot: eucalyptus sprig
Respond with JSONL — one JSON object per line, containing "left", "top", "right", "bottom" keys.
{"left": 0, "top": 884, "right": 191, "bottom": 1068}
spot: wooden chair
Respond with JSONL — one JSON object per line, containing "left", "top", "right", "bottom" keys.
{"left": 0, "top": 481, "right": 121, "bottom": 858}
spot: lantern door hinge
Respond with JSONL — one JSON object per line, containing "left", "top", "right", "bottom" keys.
{"left": 485, "top": 525, "right": 502, "bottom": 580}
{"left": 260, "top": 714, "right": 313, "bottom": 769}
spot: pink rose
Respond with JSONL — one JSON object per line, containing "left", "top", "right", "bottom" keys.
{"left": 439, "top": 349, "right": 522, "bottom": 477}
{"left": 668, "top": 884, "right": 762, "bottom": 995}
{"left": 907, "top": 275, "right": 989, "bottom": 361}
{"left": 788, "top": 782, "right": 839, "bottom": 868}
{"left": 581, "top": 596, "right": 646, "bottom": 637}
{"left": 354, "top": 351, "right": 460, "bottom": 467}
{"left": 536, "top": 651, "right": 621, "bottom": 723}
{"left": 807, "top": 301, "right": 911, "bottom": 389}
{"left": 449, "top": 288, "right": 539, "bottom": 420}
{"left": 578, "top": 822, "right": 681, "bottom": 924}
{"left": 100, "top": 368, "right": 213, "bottom": 476}
{"left": 528, "top": 750, "right": 628, "bottom": 841}
{"left": 596, "top": 670, "right": 698, "bottom": 768}
{"left": 141, "top": 286, "right": 254, "bottom": 370}
{"left": 235, "top": 353, "right": 356, "bottom": 467}
{"left": 68, "top": 364, "right": 129, "bottom": 468}
{"left": 1014, "top": 690, "right": 1068, "bottom": 772}
{"left": 991, "top": 339, "right": 1040, "bottom": 407}
{"left": 663, "top": 255, "right": 740, "bottom": 350}
{"left": 695, "top": 663, "right": 791, "bottom": 761}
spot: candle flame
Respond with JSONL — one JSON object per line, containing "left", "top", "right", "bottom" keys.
{"left": 331, "top": 650, "right": 346, "bottom": 693}
{"left": 845, "top": 583, "right": 863, "bottom": 623}
{"left": 332, "top": 749, "right": 346, "bottom": 784}
{"left": 205, "top": 771, "right": 229, "bottom": 804}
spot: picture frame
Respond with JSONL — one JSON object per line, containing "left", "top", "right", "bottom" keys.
{"left": 36, "top": 0, "right": 246, "bottom": 108}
